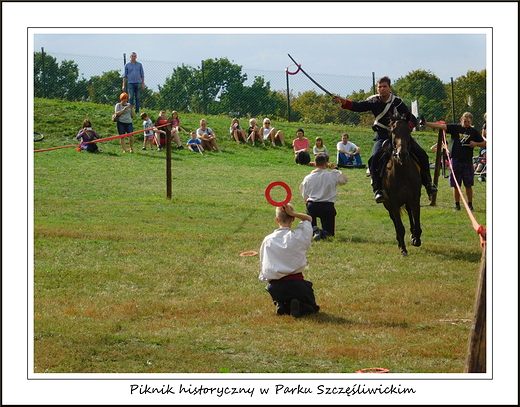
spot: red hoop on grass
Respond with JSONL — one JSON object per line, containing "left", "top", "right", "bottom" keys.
{"left": 239, "top": 251, "right": 258, "bottom": 257}
{"left": 265, "top": 181, "right": 292, "bottom": 207}
{"left": 355, "top": 367, "right": 390, "bottom": 373}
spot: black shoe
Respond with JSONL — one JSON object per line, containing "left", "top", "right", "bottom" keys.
{"left": 275, "top": 301, "right": 286, "bottom": 315}
{"left": 312, "top": 226, "right": 321, "bottom": 242}
{"left": 290, "top": 299, "right": 301, "bottom": 318}
{"left": 454, "top": 203, "right": 461, "bottom": 211}
{"left": 468, "top": 203, "right": 475, "bottom": 212}
{"left": 426, "top": 183, "right": 438, "bottom": 196}
{"left": 178, "top": 145, "right": 184, "bottom": 150}
{"left": 374, "top": 190, "right": 385, "bottom": 203}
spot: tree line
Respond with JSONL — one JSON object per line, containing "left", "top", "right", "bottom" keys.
{"left": 34, "top": 52, "right": 486, "bottom": 129}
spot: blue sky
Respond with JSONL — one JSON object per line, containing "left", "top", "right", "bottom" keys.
{"left": 32, "top": 31, "right": 487, "bottom": 94}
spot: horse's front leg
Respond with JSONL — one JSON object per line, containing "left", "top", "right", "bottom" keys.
{"left": 386, "top": 205, "right": 407, "bottom": 256}
{"left": 406, "top": 202, "right": 422, "bottom": 247}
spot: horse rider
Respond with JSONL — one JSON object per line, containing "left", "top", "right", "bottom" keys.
{"left": 332, "top": 76, "right": 437, "bottom": 203}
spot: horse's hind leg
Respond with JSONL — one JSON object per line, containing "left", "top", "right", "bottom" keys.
{"left": 388, "top": 207, "right": 407, "bottom": 256}
{"left": 406, "top": 202, "right": 422, "bottom": 247}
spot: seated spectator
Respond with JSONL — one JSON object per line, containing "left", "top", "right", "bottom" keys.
{"left": 337, "top": 133, "right": 363, "bottom": 167}
{"left": 293, "top": 128, "right": 311, "bottom": 165}
{"left": 187, "top": 131, "right": 204, "bottom": 153}
{"left": 229, "top": 118, "right": 247, "bottom": 143}
{"left": 261, "top": 118, "right": 285, "bottom": 146}
{"left": 76, "top": 119, "right": 102, "bottom": 153}
{"left": 154, "top": 110, "right": 169, "bottom": 151}
{"left": 196, "top": 119, "right": 222, "bottom": 152}
{"left": 248, "top": 118, "right": 264, "bottom": 146}
{"left": 167, "top": 110, "right": 187, "bottom": 150}
{"left": 474, "top": 148, "right": 486, "bottom": 174}
{"left": 313, "top": 137, "right": 329, "bottom": 161}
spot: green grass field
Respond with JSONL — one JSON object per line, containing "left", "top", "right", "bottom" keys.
{"left": 32, "top": 98, "right": 487, "bottom": 373}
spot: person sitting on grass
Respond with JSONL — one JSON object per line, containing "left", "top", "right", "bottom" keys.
{"left": 76, "top": 119, "right": 103, "bottom": 153}
{"left": 293, "top": 128, "right": 311, "bottom": 165}
{"left": 313, "top": 137, "right": 329, "bottom": 161}
{"left": 196, "top": 119, "right": 222, "bottom": 153}
{"left": 229, "top": 118, "right": 248, "bottom": 143}
{"left": 167, "top": 110, "right": 187, "bottom": 150}
{"left": 187, "top": 131, "right": 204, "bottom": 153}
{"left": 260, "top": 117, "right": 285, "bottom": 147}
{"left": 336, "top": 133, "right": 363, "bottom": 167}
{"left": 259, "top": 203, "right": 320, "bottom": 318}
{"left": 154, "top": 110, "right": 168, "bottom": 151}
{"left": 248, "top": 118, "right": 264, "bottom": 146}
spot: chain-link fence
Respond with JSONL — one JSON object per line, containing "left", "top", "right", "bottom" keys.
{"left": 33, "top": 49, "right": 487, "bottom": 130}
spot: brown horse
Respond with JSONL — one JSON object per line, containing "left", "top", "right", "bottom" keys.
{"left": 382, "top": 113, "right": 422, "bottom": 256}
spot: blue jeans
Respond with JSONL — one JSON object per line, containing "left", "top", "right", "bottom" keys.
{"left": 128, "top": 83, "right": 142, "bottom": 112}
{"left": 338, "top": 152, "right": 362, "bottom": 166}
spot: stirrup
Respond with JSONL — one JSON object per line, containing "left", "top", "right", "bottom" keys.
{"left": 374, "top": 190, "right": 385, "bottom": 203}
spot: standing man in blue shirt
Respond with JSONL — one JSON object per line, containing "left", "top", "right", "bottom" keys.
{"left": 122, "top": 52, "right": 145, "bottom": 114}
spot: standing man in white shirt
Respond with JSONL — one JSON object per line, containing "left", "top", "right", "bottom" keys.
{"left": 259, "top": 204, "right": 320, "bottom": 318}
{"left": 299, "top": 154, "right": 347, "bottom": 241}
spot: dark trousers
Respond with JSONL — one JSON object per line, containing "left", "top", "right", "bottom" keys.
{"left": 306, "top": 201, "right": 336, "bottom": 236}
{"left": 266, "top": 279, "right": 320, "bottom": 315}
{"left": 369, "top": 138, "right": 432, "bottom": 191}
{"left": 86, "top": 143, "right": 99, "bottom": 152}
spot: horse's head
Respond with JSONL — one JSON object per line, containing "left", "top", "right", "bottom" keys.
{"left": 390, "top": 112, "right": 412, "bottom": 165}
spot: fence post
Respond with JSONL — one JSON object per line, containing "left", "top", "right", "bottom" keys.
{"left": 41, "top": 47, "right": 46, "bottom": 98}
{"left": 201, "top": 60, "right": 206, "bottom": 115}
{"left": 464, "top": 244, "right": 486, "bottom": 372}
{"left": 451, "top": 77, "right": 456, "bottom": 123}
{"left": 372, "top": 72, "right": 376, "bottom": 94}
{"left": 286, "top": 70, "right": 291, "bottom": 122}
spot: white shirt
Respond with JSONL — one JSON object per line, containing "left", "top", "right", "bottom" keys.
{"left": 299, "top": 168, "right": 347, "bottom": 203}
{"left": 259, "top": 221, "right": 312, "bottom": 282}
{"left": 337, "top": 140, "right": 358, "bottom": 153}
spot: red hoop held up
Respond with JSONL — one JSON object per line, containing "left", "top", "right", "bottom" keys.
{"left": 265, "top": 181, "right": 292, "bottom": 207}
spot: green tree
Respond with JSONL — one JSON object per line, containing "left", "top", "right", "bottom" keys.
{"left": 157, "top": 58, "right": 280, "bottom": 117}
{"left": 393, "top": 70, "right": 447, "bottom": 122}
{"left": 34, "top": 51, "right": 81, "bottom": 100}
{"left": 446, "top": 70, "right": 486, "bottom": 129}
{"left": 86, "top": 70, "right": 122, "bottom": 105}
{"left": 139, "top": 88, "right": 159, "bottom": 111}
{"left": 342, "top": 88, "right": 374, "bottom": 126}
{"left": 219, "top": 76, "right": 283, "bottom": 118}
{"left": 158, "top": 64, "right": 198, "bottom": 112}
{"left": 291, "top": 91, "right": 339, "bottom": 124}
{"left": 196, "top": 58, "right": 247, "bottom": 115}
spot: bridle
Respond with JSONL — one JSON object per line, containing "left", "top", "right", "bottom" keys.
{"left": 391, "top": 120, "right": 411, "bottom": 166}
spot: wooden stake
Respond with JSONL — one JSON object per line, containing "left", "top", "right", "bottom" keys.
{"left": 166, "top": 130, "right": 172, "bottom": 199}
{"left": 430, "top": 128, "right": 444, "bottom": 206}
{"left": 464, "top": 244, "right": 486, "bottom": 372}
